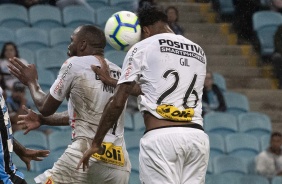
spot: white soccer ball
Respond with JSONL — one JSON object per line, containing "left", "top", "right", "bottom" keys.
{"left": 104, "top": 11, "right": 141, "bottom": 52}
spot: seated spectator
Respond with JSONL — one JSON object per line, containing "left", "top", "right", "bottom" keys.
{"left": 0, "top": 42, "right": 28, "bottom": 90}
{"left": 256, "top": 132, "right": 282, "bottom": 179}
{"left": 165, "top": 6, "right": 184, "bottom": 35}
{"left": 202, "top": 71, "right": 226, "bottom": 116}
{"left": 6, "top": 81, "right": 30, "bottom": 132}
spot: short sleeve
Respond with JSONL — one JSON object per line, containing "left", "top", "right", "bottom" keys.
{"left": 117, "top": 45, "right": 144, "bottom": 84}
{"left": 50, "top": 59, "right": 74, "bottom": 101}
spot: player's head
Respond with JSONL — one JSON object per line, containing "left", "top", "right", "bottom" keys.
{"left": 68, "top": 25, "right": 106, "bottom": 57}
{"left": 137, "top": 6, "right": 173, "bottom": 39}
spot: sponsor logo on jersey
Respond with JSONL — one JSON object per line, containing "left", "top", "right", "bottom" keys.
{"left": 92, "top": 142, "right": 124, "bottom": 167}
{"left": 159, "top": 39, "right": 206, "bottom": 64}
{"left": 53, "top": 63, "right": 72, "bottom": 95}
{"left": 156, "top": 104, "right": 194, "bottom": 121}
{"left": 44, "top": 177, "right": 54, "bottom": 184}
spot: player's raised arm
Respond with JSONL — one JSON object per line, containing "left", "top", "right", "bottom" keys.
{"left": 18, "top": 105, "right": 69, "bottom": 135}
{"left": 8, "top": 57, "right": 63, "bottom": 116}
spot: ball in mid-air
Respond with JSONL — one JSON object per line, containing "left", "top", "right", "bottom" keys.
{"left": 104, "top": 11, "right": 141, "bottom": 52}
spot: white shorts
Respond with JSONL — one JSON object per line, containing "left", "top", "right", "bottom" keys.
{"left": 139, "top": 127, "right": 210, "bottom": 184}
{"left": 34, "top": 139, "right": 130, "bottom": 184}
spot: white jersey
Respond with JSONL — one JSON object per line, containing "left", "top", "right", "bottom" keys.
{"left": 50, "top": 56, "right": 130, "bottom": 171}
{"left": 118, "top": 33, "right": 207, "bottom": 126}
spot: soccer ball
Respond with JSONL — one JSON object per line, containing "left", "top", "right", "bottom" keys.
{"left": 104, "top": 11, "right": 141, "bottom": 52}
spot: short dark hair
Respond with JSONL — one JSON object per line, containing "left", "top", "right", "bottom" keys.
{"left": 137, "top": 6, "right": 168, "bottom": 28}
{"left": 0, "top": 42, "right": 19, "bottom": 59}
{"left": 271, "top": 132, "right": 282, "bottom": 138}
{"left": 78, "top": 25, "right": 106, "bottom": 49}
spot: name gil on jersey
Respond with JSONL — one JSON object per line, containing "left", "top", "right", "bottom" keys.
{"left": 92, "top": 142, "right": 124, "bottom": 167}
{"left": 156, "top": 104, "right": 195, "bottom": 122}
{"left": 159, "top": 39, "right": 205, "bottom": 64}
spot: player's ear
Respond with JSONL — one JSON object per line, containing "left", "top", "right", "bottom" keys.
{"left": 80, "top": 40, "right": 87, "bottom": 51}
{"left": 142, "top": 26, "right": 150, "bottom": 38}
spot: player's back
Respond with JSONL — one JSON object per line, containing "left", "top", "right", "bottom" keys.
{"left": 55, "top": 56, "right": 123, "bottom": 139}
{"left": 126, "top": 33, "right": 207, "bottom": 125}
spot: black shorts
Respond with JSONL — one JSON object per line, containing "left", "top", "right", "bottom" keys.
{"left": 0, "top": 173, "right": 27, "bottom": 184}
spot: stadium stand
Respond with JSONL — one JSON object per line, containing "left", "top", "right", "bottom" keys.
{"left": 0, "top": 27, "right": 15, "bottom": 49}
{"left": 29, "top": 5, "right": 63, "bottom": 31}
{"left": 0, "top": 4, "right": 29, "bottom": 30}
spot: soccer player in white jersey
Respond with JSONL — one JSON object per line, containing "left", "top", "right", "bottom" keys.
{"left": 8, "top": 25, "right": 132, "bottom": 184}
{"left": 78, "top": 7, "right": 210, "bottom": 184}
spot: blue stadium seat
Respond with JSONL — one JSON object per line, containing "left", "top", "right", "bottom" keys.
{"left": 225, "top": 133, "right": 260, "bottom": 159}
{"left": 0, "top": 27, "right": 15, "bottom": 49}
{"left": 129, "top": 170, "right": 140, "bottom": 184}
{"left": 253, "top": 11, "right": 282, "bottom": 31}
{"left": 21, "top": 170, "right": 38, "bottom": 184}
{"left": 213, "top": 72, "right": 226, "bottom": 91}
{"left": 272, "top": 176, "right": 282, "bottom": 184}
{"left": 63, "top": 6, "right": 95, "bottom": 28}
{"left": 132, "top": 112, "right": 145, "bottom": 131}
{"left": 29, "top": 5, "right": 62, "bottom": 31}
{"left": 224, "top": 91, "right": 249, "bottom": 116}
{"left": 87, "top": 0, "right": 108, "bottom": 10}
{"left": 213, "top": 155, "right": 248, "bottom": 175}
{"left": 16, "top": 28, "right": 49, "bottom": 51}
{"left": 206, "top": 174, "right": 238, "bottom": 184}
{"left": 18, "top": 48, "right": 36, "bottom": 65}
{"left": 109, "top": 0, "right": 138, "bottom": 11}
{"left": 96, "top": 6, "right": 123, "bottom": 28}
{"left": 0, "top": 4, "right": 29, "bottom": 29}
{"left": 252, "top": 11, "right": 282, "bottom": 56}
{"left": 240, "top": 175, "right": 269, "bottom": 184}
{"left": 257, "top": 26, "right": 278, "bottom": 56}
{"left": 260, "top": 134, "right": 270, "bottom": 151}
{"left": 218, "top": 0, "right": 235, "bottom": 16}
{"left": 204, "top": 112, "right": 238, "bottom": 137}
{"left": 124, "top": 110, "right": 134, "bottom": 130}
{"left": 37, "top": 69, "right": 56, "bottom": 92}
{"left": 48, "top": 130, "right": 72, "bottom": 151}
{"left": 207, "top": 159, "right": 213, "bottom": 175}
{"left": 124, "top": 130, "right": 143, "bottom": 150}
{"left": 208, "top": 133, "right": 225, "bottom": 159}
{"left": 36, "top": 48, "right": 68, "bottom": 76}
{"left": 105, "top": 50, "right": 127, "bottom": 67}
{"left": 238, "top": 112, "right": 272, "bottom": 139}
{"left": 14, "top": 130, "right": 48, "bottom": 150}
{"left": 128, "top": 147, "right": 139, "bottom": 172}
{"left": 50, "top": 27, "right": 73, "bottom": 51}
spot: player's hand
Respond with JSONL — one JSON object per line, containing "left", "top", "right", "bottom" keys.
{"left": 77, "top": 145, "right": 104, "bottom": 171}
{"left": 92, "top": 56, "right": 115, "bottom": 86}
{"left": 8, "top": 57, "right": 38, "bottom": 86}
{"left": 19, "top": 148, "right": 49, "bottom": 171}
{"left": 17, "top": 105, "right": 41, "bottom": 135}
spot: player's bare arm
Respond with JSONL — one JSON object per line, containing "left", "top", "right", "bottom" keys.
{"left": 77, "top": 82, "right": 135, "bottom": 171}
{"left": 17, "top": 105, "right": 69, "bottom": 135}
{"left": 8, "top": 57, "right": 62, "bottom": 116}
{"left": 92, "top": 64, "right": 142, "bottom": 96}
{"left": 13, "top": 138, "right": 50, "bottom": 171}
